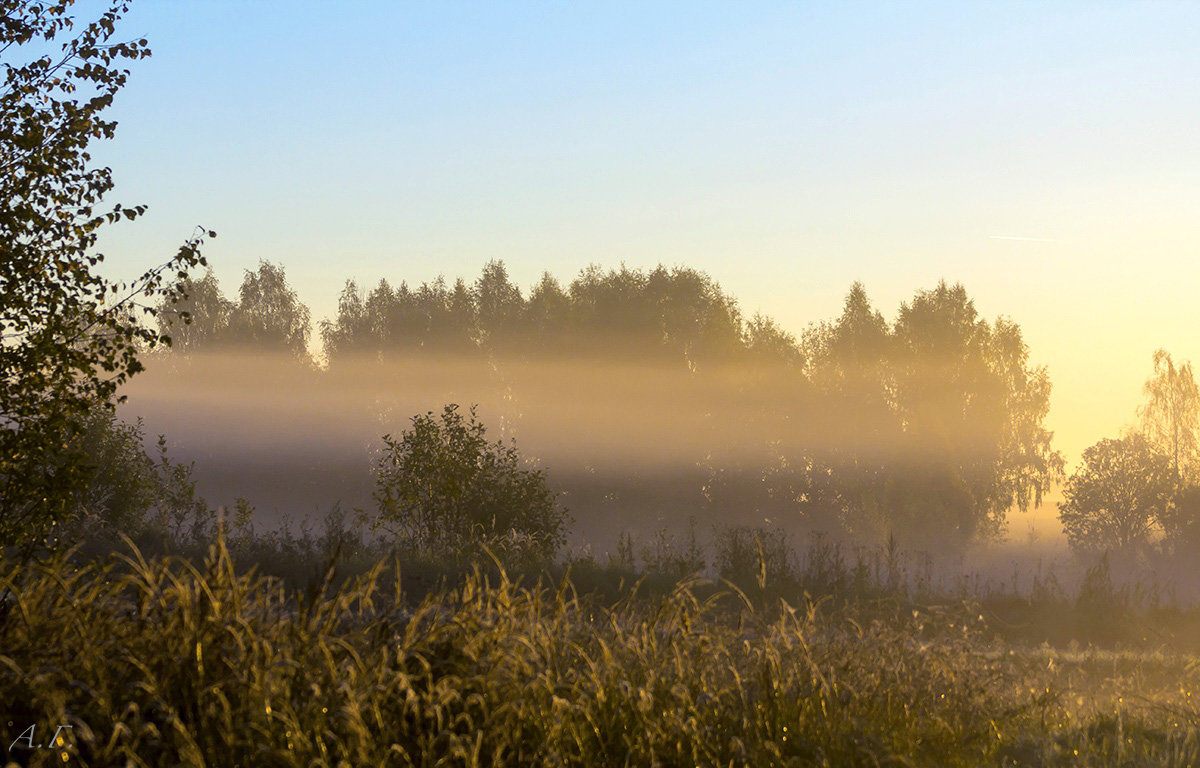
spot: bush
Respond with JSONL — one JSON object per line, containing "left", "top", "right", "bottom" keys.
{"left": 69, "top": 407, "right": 159, "bottom": 536}
{"left": 713, "top": 525, "right": 793, "bottom": 589}
{"left": 1161, "top": 485, "right": 1200, "bottom": 557}
{"left": 58, "top": 406, "right": 209, "bottom": 553}
{"left": 638, "top": 520, "right": 706, "bottom": 580}
{"left": 372, "top": 404, "right": 569, "bottom": 560}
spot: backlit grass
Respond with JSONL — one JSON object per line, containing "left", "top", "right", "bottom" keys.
{"left": 3, "top": 536, "right": 1200, "bottom": 766}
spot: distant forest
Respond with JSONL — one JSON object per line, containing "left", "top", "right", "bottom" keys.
{"left": 156, "top": 260, "right": 1068, "bottom": 551}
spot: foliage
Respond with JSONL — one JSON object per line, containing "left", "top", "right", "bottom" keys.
{"left": 320, "top": 261, "right": 765, "bottom": 367}
{"left": 325, "top": 268, "right": 1059, "bottom": 552}
{"left": 1160, "top": 484, "right": 1200, "bottom": 557}
{"left": 1139, "top": 349, "right": 1200, "bottom": 483}
{"left": 743, "top": 312, "right": 804, "bottom": 367}
{"left": 372, "top": 404, "right": 569, "bottom": 559}
{"left": 473, "top": 259, "right": 523, "bottom": 349}
{"left": 713, "top": 524, "right": 794, "bottom": 587}
{"left": 890, "top": 282, "right": 1062, "bottom": 541}
{"left": 69, "top": 405, "right": 159, "bottom": 534}
{"left": 193, "top": 261, "right": 1060, "bottom": 553}
{"left": 1058, "top": 434, "right": 1176, "bottom": 557}
{"left": 635, "top": 520, "right": 706, "bottom": 580}
{"left": 52, "top": 405, "right": 210, "bottom": 553}
{"left": 524, "top": 271, "right": 572, "bottom": 352}
{"left": 786, "top": 281, "right": 1064, "bottom": 547}
{"left": 321, "top": 275, "right": 477, "bottom": 359}
{"left": 160, "top": 260, "right": 311, "bottom": 361}
{"left": 0, "top": 0, "right": 211, "bottom": 549}
{"left": 226, "top": 260, "right": 311, "bottom": 360}
{"left": 153, "top": 268, "right": 232, "bottom": 353}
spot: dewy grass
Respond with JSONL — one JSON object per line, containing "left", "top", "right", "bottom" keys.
{"left": 3, "top": 535, "right": 1200, "bottom": 766}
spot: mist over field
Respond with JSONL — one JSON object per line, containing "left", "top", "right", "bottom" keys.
{"left": 122, "top": 351, "right": 809, "bottom": 545}
{"left": 119, "top": 346, "right": 1079, "bottom": 577}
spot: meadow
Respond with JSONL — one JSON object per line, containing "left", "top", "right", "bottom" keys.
{"left": 5, "top": 517, "right": 1200, "bottom": 767}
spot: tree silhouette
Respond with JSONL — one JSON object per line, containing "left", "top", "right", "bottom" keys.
{"left": 1058, "top": 434, "right": 1175, "bottom": 557}
{"left": 887, "top": 282, "right": 1061, "bottom": 544}
{"left": 320, "top": 267, "right": 1065, "bottom": 549}
{"left": 321, "top": 261, "right": 761, "bottom": 367}
{"left": 225, "top": 260, "right": 311, "bottom": 361}
{"left": 798, "top": 283, "right": 898, "bottom": 538}
{"left": 793, "top": 281, "right": 1061, "bottom": 547}
{"left": 743, "top": 314, "right": 803, "bottom": 368}
{"left": 370, "top": 279, "right": 418, "bottom": 353}
{"left": 474, "top": 260, "right": 523, "bottom": 350}
{"left": 1160, "top": 485, "right": 1200, "bottom": 557}
{"left": 646, "top": 266, "right": 744, "bottom": 368}
{"left": 524, "top": 272, "right": 571, "bottom": 355}
{"left": 1138, "top": 349, "right": 1199, "bottom": 483}
{"left": 566, "top": 264, "right": 656, "bottom": 357}
{"left": 320, "top": 280, "right": 371, "bottom": 361}
{"left": 0, "top": 1, "right": 210, "bottom": 548}
{"left": 556, "top": 263, "right": 747, "bottom": 366}
{"left": 444, "top": 278, "right": 478, "bottom": 351}
{"left": 155, "top": 268, "right": 232, "bottom": 353}
{"left": 323, "top": 273, "right": 486, "bottom": 362}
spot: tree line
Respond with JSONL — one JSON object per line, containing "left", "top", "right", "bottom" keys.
{"left": 156, "top": 260, "right": 1066, "bottom": 551}
{"left": 158, "top": 259, "right": 779, "bottom": 368}
{"left": 158, "top": 259, "right": 1200, "bottom": 558}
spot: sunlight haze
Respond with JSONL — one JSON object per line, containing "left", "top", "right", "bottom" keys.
{"left": 92, "top": 1, "right": 1200, "bottom": 481}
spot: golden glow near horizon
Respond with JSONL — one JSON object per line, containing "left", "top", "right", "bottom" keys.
{"left": 88, "top": 3, "right": 1199, "bottom": 538}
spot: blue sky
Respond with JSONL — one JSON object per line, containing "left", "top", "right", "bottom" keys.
{"left": 90, "top": 1, "right": 1200, "bottom": 466}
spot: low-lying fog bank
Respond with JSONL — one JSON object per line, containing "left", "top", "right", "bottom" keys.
{"left": 114, "top": 351, "right": 1200, "bottom": 603}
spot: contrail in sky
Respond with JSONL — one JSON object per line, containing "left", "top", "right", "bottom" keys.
{"left": 988, "top": 235, "right": 1059, "bottom": 243}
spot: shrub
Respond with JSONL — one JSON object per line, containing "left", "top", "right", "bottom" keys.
{"left": 58, "top": 406, "right": 209, "bottom": 553}
{"left": 713, "top": 525, "right": 793, "bottom": 588}
{"left": 637, "top": 519, "right": 706, "bottom": 580}
{"left": 1160, "top": 485, "right": 1200, "bottom": 557}
{"left": 69, "top": 407, "right": 159, "bottom": 536}
{"left": 372, "top": 404, "right": 569, "bottom": 559}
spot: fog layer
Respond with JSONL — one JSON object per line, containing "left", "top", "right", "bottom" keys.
{"left": 120, "top": 350, "right": 1065, "bottom": 558}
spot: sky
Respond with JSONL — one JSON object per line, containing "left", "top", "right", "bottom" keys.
{"left": 89, "top": 1, "right": 1200, "bottom": 471}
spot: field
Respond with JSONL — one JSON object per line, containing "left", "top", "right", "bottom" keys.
{"left": 4, "top": 526, "right": 1200, "bottom": 767}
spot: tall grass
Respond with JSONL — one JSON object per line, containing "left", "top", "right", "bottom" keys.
{"left": 4, "top": 533, "right": 1200, "bottom": 766}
